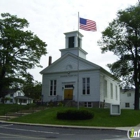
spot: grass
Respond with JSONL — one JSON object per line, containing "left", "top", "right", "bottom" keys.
{"left": 9, "top": 107, "right": 140, "bottom": 127}
{"left": 0, "top": 104, "right": 35, "bottom": 115}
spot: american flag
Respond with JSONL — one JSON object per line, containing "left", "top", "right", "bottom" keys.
{"left": 79, "top": 17, "right": 97, "bottom": 31}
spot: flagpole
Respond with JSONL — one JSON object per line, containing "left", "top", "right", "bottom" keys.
{"left": 78, "top": 12, "right": 79, "bottom": 33}
{"left": 77, "top": 12, "right": 80, "bottom": 109}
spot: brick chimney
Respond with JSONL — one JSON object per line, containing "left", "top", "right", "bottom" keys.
{"left": 48, "top": 56, "right": 52, "bottom": 66}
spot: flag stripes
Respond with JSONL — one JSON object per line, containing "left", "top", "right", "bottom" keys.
{"left": 80, "top": 18, "right": 97, "bottom": 31}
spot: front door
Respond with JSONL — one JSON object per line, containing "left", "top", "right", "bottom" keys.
{"left": 64, "top": 89, "right": 73, "bottom": 100}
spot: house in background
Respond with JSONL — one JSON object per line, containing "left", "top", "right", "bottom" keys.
{"left": 40, "top": 31, "right": 120, "bottom": 108}
{"left": 120, "top": 88, "right": 140, "bottom": 109}
{"left": 1, "top": 90, "right": 33, "bottom": 105}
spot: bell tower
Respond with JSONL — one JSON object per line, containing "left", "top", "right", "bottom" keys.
{"left": 60, "top": 31, "right": 88, "bottom": 59}
{"left": 65, "top": 31, "right": 82, "bottom": 48}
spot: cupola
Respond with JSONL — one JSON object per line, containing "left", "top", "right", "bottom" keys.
{"left": 60, "top": 31, "right": 88, "bottom": 59}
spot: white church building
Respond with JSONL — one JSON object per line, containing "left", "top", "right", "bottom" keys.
{"left": 40, "top": 31, "right": 120, "bottom": 107}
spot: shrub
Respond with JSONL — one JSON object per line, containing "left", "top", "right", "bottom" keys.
{"left": 58, "top": 102, "right": 64, "bottom": 107}
{"left": 57, "top": 109, "right": 94, "bottom": 120}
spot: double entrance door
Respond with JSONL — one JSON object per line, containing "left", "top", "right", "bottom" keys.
{"left": 64, "top": 89, "right": 73, "bottom": 100}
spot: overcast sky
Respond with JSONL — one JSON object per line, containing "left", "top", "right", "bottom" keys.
{"left": 0, "top": 0, "right": 138, "bottom": 82}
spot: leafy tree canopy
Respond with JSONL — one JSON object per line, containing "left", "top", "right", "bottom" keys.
{"left": 0, "top": 13, "right": 47, "bottom": 97}
{"left": 98, "top": 3, "right": 140, "bottom": 110}
{"left": 22, "top": 76, "right": 42, "bottom": 101}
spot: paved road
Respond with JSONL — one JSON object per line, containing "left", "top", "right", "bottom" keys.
{"left": 0, "top": 122, "right": 137, "bottom": 140}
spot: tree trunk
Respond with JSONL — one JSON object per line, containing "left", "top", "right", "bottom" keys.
{"left": 134, "top": 83, "right": 139, "bottom": 110}
{"left": 0, "top": 78, "right": 4, "bottom": 98}
{"left": 0, "top": 67, "right": 6, "bottom": 98}
{"left": 134, "top": 55, "right": 139, "bottom": 110}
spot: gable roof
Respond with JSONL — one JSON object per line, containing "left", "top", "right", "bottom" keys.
{"left": 1, "top": 89, "right": 20, "bottom": 97}
{"left": 14, "top": 96, "right": 32, "bottom": 100}
{"left": 40, "top": 52, "right": 100, "bottom": 74}
{"left": 40, "top": 52, "right": 120, "bottom": 81}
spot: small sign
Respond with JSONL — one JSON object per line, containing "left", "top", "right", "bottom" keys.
{"left": 110, "top": 104, "right": 121, "bottom": 115}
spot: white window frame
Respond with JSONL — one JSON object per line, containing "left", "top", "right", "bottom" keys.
{"left": 104, "top": 80, "right": 107, "bottom": 97}
{"left": 84, "top": 102, "right": 92, "bottom": 108}
{"left": 125, "top": 103, "right": 130, "bottom": 108}
{"left": 18, "top": 91, "right": 21, "bottom": 96}
{"left": 82, "top": 77, "right": 90, "bottom": 95}
{"left": 110, "top": 83, "right": 113, "bottom": 99}
{"left": 49, "top": 80, "right": 57, "bottom": 96}
{"left": 116, "top": 85, "right": 118, "bottom": 100}
{"left": 127, "top": 93, "right": 131, "bottom": 97}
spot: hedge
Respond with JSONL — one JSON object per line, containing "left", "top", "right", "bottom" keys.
{"left": 57, "top": 109, "right": 94, "bottom": 120}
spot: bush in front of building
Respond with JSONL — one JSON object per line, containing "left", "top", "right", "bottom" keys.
{"left": 57, "top": 109, "right": 94, "bottom": 120}
{"left": 57, "top": 101, "right": 64, "bottom": 107}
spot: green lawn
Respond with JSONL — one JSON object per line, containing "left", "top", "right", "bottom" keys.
{"left": 0, "top": 104, "right": 35, "bottom": 115}
{"left": 9, "top": 107, "right": 140, "bottom": 127}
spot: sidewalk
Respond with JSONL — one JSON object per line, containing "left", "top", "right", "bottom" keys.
{"left": 0, "top": 120, "right": 138, "bottom": 132}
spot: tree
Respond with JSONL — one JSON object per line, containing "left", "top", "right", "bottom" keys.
{"left": 22, "top": 78, "right": 42, "bottom": 100}
{"left": 33, "top": 82, "right": 42, "bottom": 100}
{"left": 0, "top": 13, "right": 47, "bottom": 98}
{"left": 98, "top": 3, "right": 140, "bottom": 110}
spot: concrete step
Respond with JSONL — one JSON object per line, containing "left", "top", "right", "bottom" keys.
{"left": 0, "top": 108, "right": 48, "bottom": 121}
{"left": 6, "top": 112, "right": 32, "bottom": 116}
{"left": 64, "top": 100, "right": 77, "bottom": 107}
{"left": 0, "top": 115, "right": 17, "bottom": 120}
